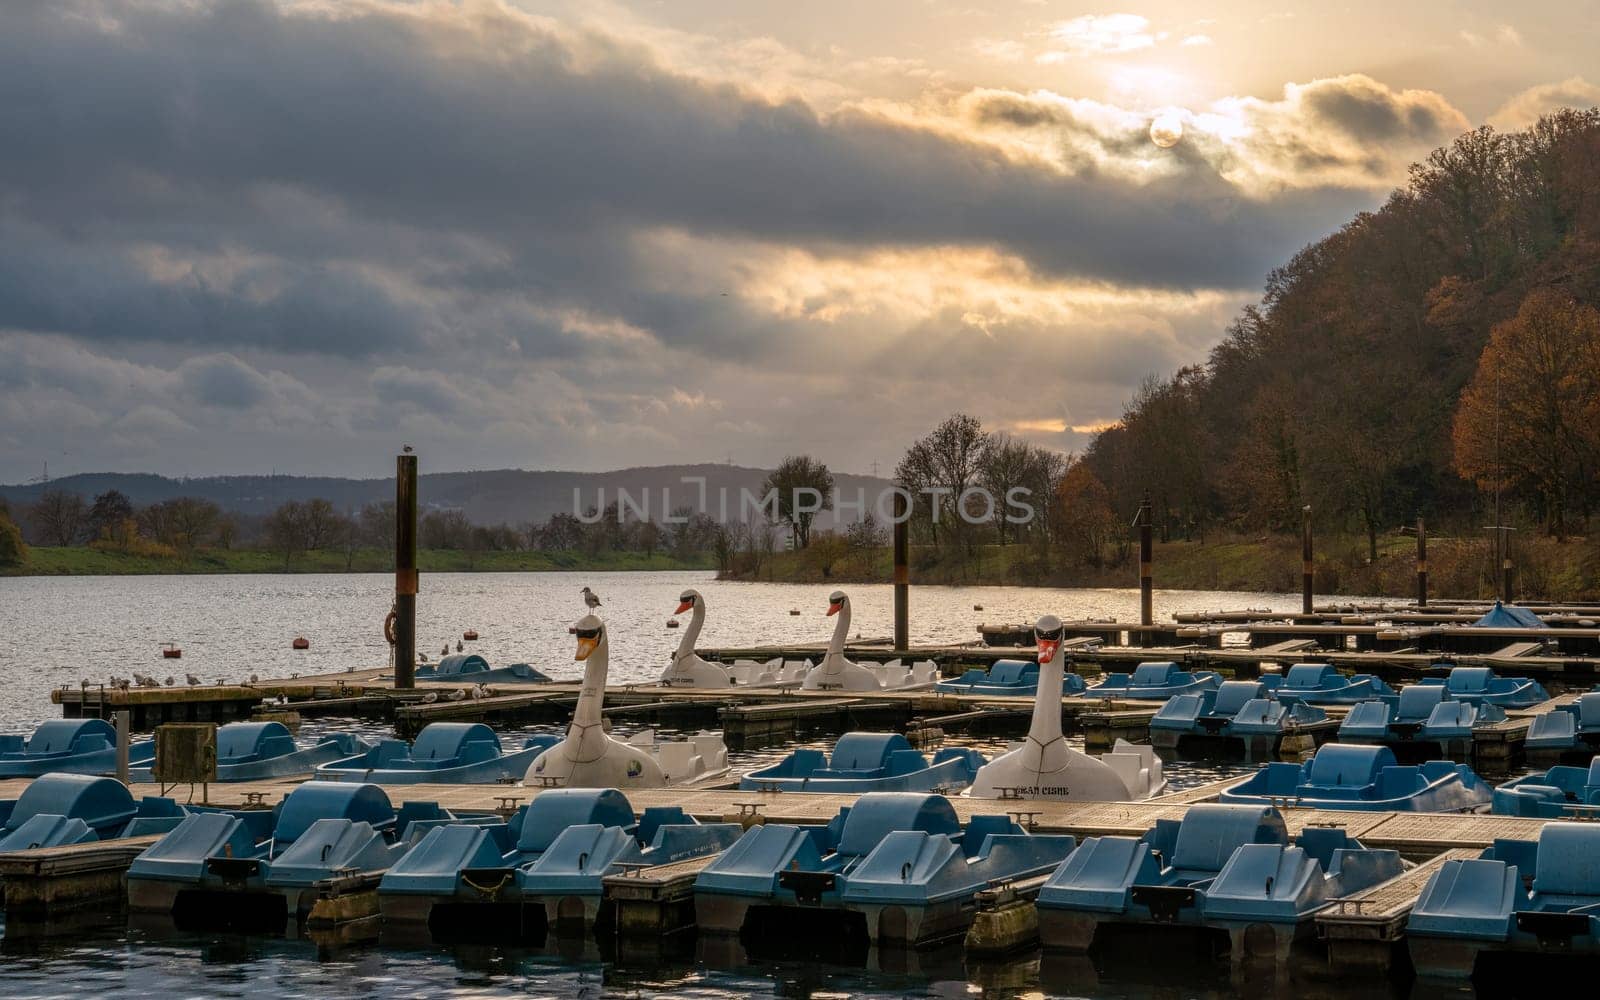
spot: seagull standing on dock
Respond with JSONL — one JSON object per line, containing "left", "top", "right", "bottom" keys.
{"left": 582, "top": 586, "right": 601, "bottom": 610}
{"left": 185, "top": 673, "right": 201, "bottom": 686}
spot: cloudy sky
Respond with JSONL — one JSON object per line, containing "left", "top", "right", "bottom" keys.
{"left": 2, "top": 0, "right": 1597, "bottom": 483}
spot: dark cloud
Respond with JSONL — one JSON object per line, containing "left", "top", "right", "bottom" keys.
{"left": 176, "top": 355, "right": 270, "bottom": 409}
{"left": 0, "top": 0, "right": 1364, "bottom": 359}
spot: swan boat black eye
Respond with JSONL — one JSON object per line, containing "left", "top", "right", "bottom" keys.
{"left": 574, "top": 626, "right": 602, "bottom": 640}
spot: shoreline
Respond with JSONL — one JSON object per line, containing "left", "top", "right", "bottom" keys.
{"left": 0, "top": 546, "right": 715, "bottom": 577}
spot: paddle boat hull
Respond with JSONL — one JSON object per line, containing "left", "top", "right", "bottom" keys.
{"left": 1036, "top": 804, "right": 1403, "bottom": 966}
{"left": 417, "top": 653, "right": 551, "bottom": 685}
{"left": 378, "top": 789, "right": 740, "bottom": 937}
{"left": 0, "top": 774, "right": 195, "bottom": 854}
{"left": 1408, "top": 823, "right": 1600, "bottom": 976}
{"left": 1087, "top": 662, "right": 1222, "bottom": 700}
{"left": 0, "top": 720, "right": 154, "bottom": 779}
{"left": 696, "top": 793, "right": 1077, "bottom": 949}
{"left": 740, "top": 733, "right": 985, "bottom": 794}
{"left": 1219, "top": 743, "right": 1492, "bottom": 813}
{"left": 1149, "top": 679, "right": 1327, "bottom": 759}
{"left": 935, "top": 659, "right": 1089, "bottom": 697}
{"left": 315, "top": 723, "right": 559, "bottom": 785}
{"left": 1271, "top": 664, "right": 1396, "bottom": 706}
{"left": 1524, "top": 691, "right": 1600, "bottom": 759}
{"left": 1491, "top": 761, "right": 1600, "bottom": 818}
{"left": 128, "top": 723, "right": 373, "bottom": 783}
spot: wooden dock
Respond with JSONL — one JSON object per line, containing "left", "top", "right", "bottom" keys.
{"left": 1314, "top": 847, "right": 1480, "bottom": 970}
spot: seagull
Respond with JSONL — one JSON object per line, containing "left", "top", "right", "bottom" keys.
{"left": 249, "top": 674, "right": 259, "bottom": 684}
{"left": 446, "top": 688, "right": 466, "bottom": 702}
{"left": 140, "top": 676, "right": 160, "bottom": 688}
{"left": 185, "top": 673, "right": 201, "bottom": 686}
{"left": 164, "top": 676, "right": 175, "bottom": 686}
{"left": 455, "top": 640, "right": 464, "bottom": 653}
{"left": 421, "top": 691, "right": 439, "bottom": 704}
{"left": 403, "top": 445, "right": 414, "bottom": 453}
{"left": 470, "top": 684, "right": 488, "bottom": 700}
{"left": 582, "top": 586, "right": 601, "bottom": 609}
{"left": 441, "top": 645, "right": 450, "bottom": 656}
{"left": 417, "top": 652, "right": 429, "bottom": 664}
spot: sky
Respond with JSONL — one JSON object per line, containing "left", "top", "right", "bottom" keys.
{"left": 3, "top": 0, "right": 1599, "bottom": 483}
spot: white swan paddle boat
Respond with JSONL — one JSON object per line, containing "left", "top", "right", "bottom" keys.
{"left": 801, "top": 590, "right": 937, "bottom": 691}
{"left": 661, "top": 589, "right": 780, "bottom": 688}
{"left": 526, "top": 614, "right": 730, "bottom": 789}
{"left": 967, "top": 614, "right": 1165, "bottom": 801}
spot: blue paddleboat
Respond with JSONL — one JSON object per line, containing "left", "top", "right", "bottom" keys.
{"left": 1525, "top": 691, "right": 1600, "bottom": 755}
{"left": 1150, "top": 679, "right": 1326, "bottom": 755}
{"left": 417, "top": 653, "right": 552, "bottom": 685}
{"left": 1408, "top": 822, "right": 1600, "bottom": 975}
{"left": 0, "top": 773, "right": 191, "bottom": 852}
{"left": 0, "top": 719, "right": 154, "bottom": 778}
{"left": 1218, "top": 743, "right": 1491, "bottom": 813}
{"left": 1337, "top": 686, "right": 1504, "bottom": 750}
{"left": 380, "top": 787, "right": 740, "bottom": 933}
{"left": 739, "top": 733, "right": 986, "bottom": 793}
{"left": 1491, "top": 760, "right": 1600, "bottom": 818}
{"left": 126, "top": 780, "right": 481, "bottom": 924}
{"left": 314, "top": 723, "right": 558, "bottom": 784}
{"left": 696, "top": 792, "right": 1078, "bottom": 947}
{"left": 127, "top": 722, "right": 373, "bottom": 783}
{"left": 934, "top": 659, "right": 1088, "bottom": 697}
{"left": 1271, "top": 664, "right": 1396, "bottom": 706}
{"left": 1036, "top": 803, "right": 1403, "bottom": 963}
{"left": 1413, "top": 667, "right": 1549, "bottom": 709}
{"left": 1087, "top": 662, "right": 1222, "bottom": 700}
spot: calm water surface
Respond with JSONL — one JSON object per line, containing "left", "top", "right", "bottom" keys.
{"left": 0, "top": 574, "right": 1485, "bottom": 998}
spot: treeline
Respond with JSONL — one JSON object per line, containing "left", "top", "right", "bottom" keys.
{"left": 1082, "top": 109, "right": 1600, "bottom": 555}
{"left": 7, "top": 489, "right": 729, "bottom": 569}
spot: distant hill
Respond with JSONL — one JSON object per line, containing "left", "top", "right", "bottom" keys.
{"left": 0, "top": 464, "right": 895, "bottom": 528}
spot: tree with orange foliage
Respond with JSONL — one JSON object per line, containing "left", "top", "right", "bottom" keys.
{"left": 1452, "top": 289, "right": 1600, "bottom": 538}
{"left": 1054, "top": 461, "right": 1117, "bottom": 567}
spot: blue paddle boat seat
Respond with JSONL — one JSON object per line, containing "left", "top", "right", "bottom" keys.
{"left": 0, "top": 719, "right": 155, "bottom": 778}
{"left": 1036, "top": 803, "right": 1403, "bottom": 962}
{"left": 0, "top": 773, "right": 184, "bottom": 852}
{"left": 740, "top": 733, "right": 986, "bottom": 793}
{"left": 1414, "top": 667, "right": 1549, "bottom": 709}
{"left": 127, "top": 780, "right": 480, "bottom": 922}
{"left": 1219, "top": 743, "right": 1491, "bottom": 813}
{"left": 1272, "top": 664, "right": 1395, "bottom": 706}
{"left": 315, "top": 723, "right": 558, "bottom": 784}
{"left": 1338, "top": 686, "right": 1504, "bottom": 744}
{"left": 1152, "top": 680, "right": 1326, "bottom": 749}
{"left": 1089, "top": 662, "right": 1222, "bottom": 700}
{"left": 696, "top": 792, "right": 1078, "bottom": 946}
{"left": 417, "top": 653, "right": 552, "bottom": 685}
{"left": 380, "top": 787, "right": 742, "bottom": 931}
{"left": 1409, "top": 822, "right": 1600, "bottom": 975}
{"left": 1525, "top": 692, "right": 1600, "bottom": 753}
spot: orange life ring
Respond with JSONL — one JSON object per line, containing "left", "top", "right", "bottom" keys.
{"left": 384, "top": 610, "right": 398, "bottom": 646}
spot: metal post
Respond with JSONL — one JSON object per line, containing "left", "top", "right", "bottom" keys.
{"left": 1301, "top": 505, "right": 1313, "bottom": 615}
{"left": 1415, "top": 517, "right": 1428, "bottom": 608}
{"left": 395, "top": 453, "right": 418, "bottom": 689}
{"left": 1138, "top": 495, "right": 1153, "bottom": 630}
{"left": 115, "top": 709, "right": 130, "bottom": 785}
{"left": 893, "top": 489, "right": 909, "bottom": 651}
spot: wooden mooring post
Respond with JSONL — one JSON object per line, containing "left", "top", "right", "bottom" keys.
{"left": 893, "top": 489, "right": 909, "bottom": 650}
{"left": 1416, "top": 517, "right": 1428, "bottom": 608}
{"left": 1137, "top": 496, "right": 1153, "bottom": 634}
{"left": 395, "top": 452, "right": 418, "bottom": 690}
{"left": 1301, "top": 504, "right": 1314, "bottom": 615}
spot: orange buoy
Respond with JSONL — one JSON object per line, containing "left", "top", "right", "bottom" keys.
{"left": 292, "top": 636, "right": 310, "bottom": 650}
{"left": 463, "top": 630, "right": 479, "bottom": 641}
{"left": 666, "top": 619, "right": 680, "bottom": 628}
{"left": 162, "top": 643, "right": 182, "bottom": 659}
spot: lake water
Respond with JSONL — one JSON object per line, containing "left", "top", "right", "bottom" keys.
{"left": 0, "top": 573, "right": 1481, "bottom": 998}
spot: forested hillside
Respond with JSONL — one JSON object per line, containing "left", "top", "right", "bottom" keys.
{"left": 1085, "top": 109, "right": 1600, "bottom": 555}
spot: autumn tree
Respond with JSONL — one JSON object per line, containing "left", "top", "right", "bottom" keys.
{"left": 1453, "top": 289, "right": 1600, "bottom": 537}
{"left": 0, "top": 508, "right": 28, "bottom": 566}
{"left": 1055, "top": 462, "right": 1117, "bottom": 566}
{"left": 86, "top": 490, "right": 134, "bottom": 544}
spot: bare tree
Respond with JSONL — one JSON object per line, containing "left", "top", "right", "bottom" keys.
{"left": 28, "top": 490, "right": 86, "bottom": 547}
{"left": 761, "top": 455, "right": 835, "bottom": 549}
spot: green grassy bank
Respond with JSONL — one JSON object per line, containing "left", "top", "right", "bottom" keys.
{"left": 2, "top": 546, "right": 715, "bottom": 576}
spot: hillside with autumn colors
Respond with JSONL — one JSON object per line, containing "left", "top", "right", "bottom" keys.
{"left": 1083, "top": 109, "right": 1600, "bottom": 555}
